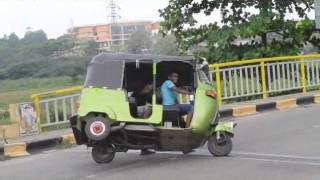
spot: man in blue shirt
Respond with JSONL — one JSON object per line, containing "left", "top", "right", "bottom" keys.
{"left": 161, "top": 71, "right": 193, "bottom": 124}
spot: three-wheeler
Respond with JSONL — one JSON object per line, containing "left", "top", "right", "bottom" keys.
{"left": 69, "top": 53, "right": 235, "bottom": 163}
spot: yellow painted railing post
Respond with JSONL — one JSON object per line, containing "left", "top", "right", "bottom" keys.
{"left": 300, "top": 58, "right": 307, "bottom": 94}
{"left": 32, "top": 96, "right": 42, "bottom": 133}
{"left": 215, "top": 65, "right": 222, "bottom": 106}
{"left": 260, "top": 61, "right": 268, "bottom": 99}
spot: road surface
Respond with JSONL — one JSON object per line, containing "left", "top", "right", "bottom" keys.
{"left": 1, "top": 104, "right": 320, "bottom": 180}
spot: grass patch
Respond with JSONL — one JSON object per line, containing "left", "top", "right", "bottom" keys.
{"left": 0, "top": 76, "right": 83, "bottom": 126}
{"left": 0, "top": 76, "right": 83, "bottom": 111}
{"left": 0, "top": 111, "right": 10, "bottom": 125}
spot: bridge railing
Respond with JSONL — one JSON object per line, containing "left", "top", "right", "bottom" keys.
{"left": 31, "top": 86, "right": 82, "bottom": 132}
{"left": 31, "top": 54, "right": 320, "bottom": 130}
{"left": 209, "top": 54, "right": 320, "bottom": 105}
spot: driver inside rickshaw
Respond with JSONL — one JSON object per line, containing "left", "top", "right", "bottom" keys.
{"left": 161, "top": 71, "right": 194, "bottom": 125}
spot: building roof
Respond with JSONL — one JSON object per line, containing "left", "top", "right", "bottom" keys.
{"left": 73, "top": 20, "right": 160, "bottom": 29}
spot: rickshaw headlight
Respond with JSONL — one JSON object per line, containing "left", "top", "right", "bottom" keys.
{"left": 206, "top": 90, "right": 217, "bottom": 99}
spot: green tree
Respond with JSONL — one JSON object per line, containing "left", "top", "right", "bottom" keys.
{"left": 22, "top": 29, "right": 47, "bottom": 44}
{"left": 150, "top": 34, "right": 180, "bottom": 55}
{"left": 126, "top": 31, "right": 152, "bottom": 54}
{"left": 83, "top": 40, "right": 99, "bottom": 56}
{"left": 110, "top": 43, "right": 128, "bottom": 53}
{"left": 160, "top": 0, "right": 320, "bottom": 63}
{"left": 8, "top": 33, "right": 19, "bottom": 48}
{"left": 56, "top": 35, "right": 76, "bottom": 50}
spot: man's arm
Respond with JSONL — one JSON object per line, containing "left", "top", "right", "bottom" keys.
{"left": 171, "top": 86, "right": 192, "bottom": 95}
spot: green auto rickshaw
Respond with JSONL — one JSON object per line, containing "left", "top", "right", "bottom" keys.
{"left": 69, "top": 53, "right": 235, "bottom": 163}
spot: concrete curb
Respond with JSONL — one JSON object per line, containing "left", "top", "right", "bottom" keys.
{"left": 4, "top": 143, "right": 30, "bottom": 158}
{"left": 232, "top": 105, "right": 257, "bottom": 117}
{"left": 219, "top": 94, "right": 319, "bottom": 118}
{"left": 0, "top": 134, "right": 75, "bottom": 160}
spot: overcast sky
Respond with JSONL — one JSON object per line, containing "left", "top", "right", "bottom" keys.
{"left": 0, "top": 0, "right": 169, "bottom": 39}
{"left": 0, "top": 0, "right": 315, "bottom": 39}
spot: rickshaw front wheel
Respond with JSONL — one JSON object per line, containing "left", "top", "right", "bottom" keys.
{"left": 92, "top": 145, "right": 115, "bottom": 164}
{"left": 207, "top": 133, "right": 232, "bottom": 157}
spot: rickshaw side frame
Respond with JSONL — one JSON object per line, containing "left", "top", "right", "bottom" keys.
{"left": 78, "top": 61, "right": 164, "bottom": 125}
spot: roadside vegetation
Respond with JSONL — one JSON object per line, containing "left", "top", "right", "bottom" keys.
{"left": 160, "top": 0, "right": 319, "bottom": 62}
{"left": 0, "top": 29, "right": 180, "bottom": 125}
{"left": 0, "top": 76, "right": 83, "bottom": 124}
{"left": 0, "top": 1, "right": 319, "bottom": 125}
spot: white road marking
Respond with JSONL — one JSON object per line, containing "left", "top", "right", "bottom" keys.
{"left": 237, "top": 157, "right": 320, "bottom": 166}
{"left": 126, "top": 149, "right": 320, "bottom": 161}
{"left": 138, "top": 149, "right": 320, "bottom": 166}
{"left": 232, "top": 151, "right": 320, "bottom": 160}
{"left": 312, "top": 125, "right": 320, "bottom": 128}
{"left": 86, "top": 174, "right": 97, "bottom": 178}
{"left": 42, "top": 150, "right": 57, "bottom": 154}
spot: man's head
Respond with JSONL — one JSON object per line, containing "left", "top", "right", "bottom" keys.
{"left": 168, "top": 71, "right": 179, "bottom": 84}
{"left": 141, "top": 83, "right": 153, "bottom": 94}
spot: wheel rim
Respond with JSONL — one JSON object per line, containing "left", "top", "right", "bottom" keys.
{"left": 85, "top": 116, "right": 111, "bottom": 141}
{"left": 90, "top": 121, "right": 106, "bottom": 136}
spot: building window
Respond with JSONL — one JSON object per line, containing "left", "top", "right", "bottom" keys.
{"left": 112, "top": 35, "right": 122, "bottom": 40}
{"left": 123, "top": 25, "right": 136, "bottom": 34}
{"left": 136, "top": 25, "right": 145, "bottom": 32}
{"left": 111, "top": 26, "right": 122, "bottom": 34}
{"left": 112, "top": 40, "right": 122, "bottom": 45}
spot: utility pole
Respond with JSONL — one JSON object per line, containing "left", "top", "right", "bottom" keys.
{"left": 107, "top": 0, "right": 121, "bottom": 47}
{"left": 107, "top": 0, "right": 121, "bottom": 24}
{"left": 316, "top": 0, "right": 320, "bottom": 29}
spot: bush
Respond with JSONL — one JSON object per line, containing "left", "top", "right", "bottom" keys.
{"left": 1, "top": 56, "right": 90, "bottom": 80}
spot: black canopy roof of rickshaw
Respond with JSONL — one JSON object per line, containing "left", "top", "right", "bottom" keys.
{"left": 90, "top": 53, "right": 195, "bottom": 64}
{"left": 85, "top": 53, "right": 195, "bottom": 89}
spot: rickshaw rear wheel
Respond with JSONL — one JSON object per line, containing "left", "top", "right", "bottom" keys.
{"left": 85, "top": 116, "right": 111, "bottom": 141}
{"left": 92, "top": 145, "right": 115, "bottom": 164}
{"left": 207, "top": 133, "right": 232, "bottom": 157}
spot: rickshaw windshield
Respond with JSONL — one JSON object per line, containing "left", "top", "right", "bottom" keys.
{"left": 198, "top": 70, "right": 211, "bottom": 84}
{"left": 84, "top": 60, "right": 124, "bottom": 89}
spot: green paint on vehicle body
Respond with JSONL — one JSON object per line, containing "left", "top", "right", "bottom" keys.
{"left": 190, "top": 82, "right": 218, "bottom": 135}
{"left": 210, "top": 122, "right": 235, "bottom": 135}
{"left": 78, "top": 80, "right": 224, "bottom": 136}
{"left": 78, "top": 87, "right": 163, "bottom": 124}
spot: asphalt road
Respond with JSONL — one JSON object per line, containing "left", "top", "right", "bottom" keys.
{"left": 1, "top": 104, "right": 320, "bottom": 180}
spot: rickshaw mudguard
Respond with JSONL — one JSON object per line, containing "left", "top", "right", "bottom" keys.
{"left": 209, "top": 122, "right": 235, "bottom": 136}
{"left": 190, "top": 82, "right": 218, "bottom": 135}
{"left": 78, "top": 88, "right": 162, "bottom": 124}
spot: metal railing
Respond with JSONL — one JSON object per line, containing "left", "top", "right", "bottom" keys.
{"left": 210, "top": 54, "right": 320, "bottom": 105}
{"left": 39, "top": 93, "right": 80, "bottom": 128}
{"left": 31, "top": 86, "right": 82, "bottom": 132}
{"left": 31, "top": 54, "right": 320, "bottom": 130}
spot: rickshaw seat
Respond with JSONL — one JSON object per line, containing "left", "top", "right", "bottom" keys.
{"left": 163, "top": 105, "right": 182, "bottom": 127}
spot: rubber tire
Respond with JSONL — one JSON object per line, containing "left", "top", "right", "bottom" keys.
{"left": 207, "top": 133, "right": 232, "bottom": 157}
{"left": 85, "top": 116, "right": 111, "bottom": 141}
{"left": 92, "top": 145, "right": 115, "bottom": 164}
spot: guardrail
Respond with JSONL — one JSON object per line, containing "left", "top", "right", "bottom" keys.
{"left": 31, "top": 86, "right": 82, "bottom": 132}
{"left": 31, "top": 54, "right": 320, "bottom": 130}
{"left": 209, "top": 54, "right": 320, "bottom": 105}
